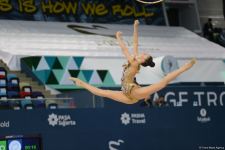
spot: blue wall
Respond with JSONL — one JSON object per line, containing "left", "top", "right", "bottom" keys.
{"left": 1, "top": 84, "right": 225, "bottom": 150}
{"left": 0, "top": 107, "right": 224, "bottom": 150}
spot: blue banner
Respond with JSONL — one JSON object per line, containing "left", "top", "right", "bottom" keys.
{"left": 1, "top": 85, "right": 225, "bottom": 149}
{"left": 0, "top": 0, "right": 165, "bottom": 25}
{"left": 0, "top": 107, "right": 224, "bottom": 150}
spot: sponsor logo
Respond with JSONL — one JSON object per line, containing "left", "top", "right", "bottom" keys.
{"left": 197, "top": 108, "right": 211, "bottom": 123}
{"left": 0, "top": 121, "right": 10, "bottom": 128}
{"left": 109, "top": 139, "right": 124, "bottom": 150}
{"left": 48, "top": 113, "right": 76, "bottom": 127}
{"left": 121, "top": 112, "right": 146, "bottom": 125}
{"left": 8, "top": 140, "right": 22, "bottom": 150}
{"left": 120, "top": 113, "right": 130, "bottom": 125}
{"left": 0, "top": 141, "right": 7, "bottom": 150}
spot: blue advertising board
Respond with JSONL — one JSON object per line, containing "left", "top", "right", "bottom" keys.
{"left": 0, "top": 85, "right": 225, "bottom": 150}
{"left": 0, "top": 107, "right": 224, "bottom": 150}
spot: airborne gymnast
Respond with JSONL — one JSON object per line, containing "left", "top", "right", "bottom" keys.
{"left": 69, "top": 20, "right": 196, "bottom": 104}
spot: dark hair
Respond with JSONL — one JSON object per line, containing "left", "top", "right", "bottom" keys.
{"left": 141, "top": 56, "right": 155, "bottom": 67}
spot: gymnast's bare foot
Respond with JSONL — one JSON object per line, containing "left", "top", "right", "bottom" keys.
{"left": 116, "top": 31, "right": 122, "bottom": 38}
{"left": 69, "top": 77, "right": 85, "bottom": 87}
{"left": 182, "top": 58, "right": 196, "bottom": 71}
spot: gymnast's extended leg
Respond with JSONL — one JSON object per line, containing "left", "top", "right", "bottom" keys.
{"left": 131, "top": 58, "right": 196, "bottom": 100}
{"left": 69, "top": 77, "right": 134, "bottom": 104}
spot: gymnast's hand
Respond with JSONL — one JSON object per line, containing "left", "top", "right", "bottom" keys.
{"left": 134, "top": 20, "right": 139, "bottom": 26}
{"left": 69, "top": 77, "right": 84, "bottom": 87}
{"left": 183, "top": 58, "right": 197, "bottom": 70}
{"left": 116, "top": 31, "right": 122, "bottom": 39}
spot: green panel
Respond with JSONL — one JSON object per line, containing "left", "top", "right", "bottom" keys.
{"left": 97, "top": 70, "right": 108, "bottom": 82}
{"left": 46, "top": 71, "right": 59, "bottom": 84}
{"left": 48, "top": 84, "right": 120, "bottom": 90}
{"left": 73, "top": 57, "right": 84, "bottom": 68}
{"left": 52, "top": 57, "right": 63, "bottom": 69}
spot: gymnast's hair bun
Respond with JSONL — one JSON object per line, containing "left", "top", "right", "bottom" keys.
{"left": 141, "top": 56, "right": 155, "bottom": 68}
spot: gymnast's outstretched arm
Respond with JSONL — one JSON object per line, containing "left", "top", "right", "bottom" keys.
{"left": 116, "top": 31, "right": 133, "bottom": 63}
{"left": 133, "top": 20, "right": 139, "bottom": 56}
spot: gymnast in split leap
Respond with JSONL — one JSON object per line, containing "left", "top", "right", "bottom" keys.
{"left": 69, "top": 20, "right": 196, "bottom": 104}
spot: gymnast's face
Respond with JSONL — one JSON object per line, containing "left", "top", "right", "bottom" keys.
{"left": 138, "top": 53, "right": 150, "bottom": 63}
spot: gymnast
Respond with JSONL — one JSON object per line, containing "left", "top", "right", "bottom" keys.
{"left": 69, "top": 20, "right": 196, "bottom": 104}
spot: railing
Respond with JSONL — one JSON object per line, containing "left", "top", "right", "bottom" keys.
{"left": 0, "top": 97, "right": 74, "bottom": 110}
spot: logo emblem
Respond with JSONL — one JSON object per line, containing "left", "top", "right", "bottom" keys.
{"left": 8, "top": 140, "right": 22, "bottom": 150}
{"left": 200, "top": 108, "right": 207, "bottom": 117}
{"left": 48, "top": 113, "right": 58, "bottom": 127}
{"left": 47, "top": 113, "right": 76, "bottom": 127}
{"left": 120, "top": 113, "right": 131, "bottom": 125}
{"left": 197, "top": 108, "right": 211, "bottom": 123}
{"left": 0, "top": 141, "right": 6, "bottom": 150}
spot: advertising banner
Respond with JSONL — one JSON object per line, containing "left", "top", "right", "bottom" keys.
{"left": 0, "top": 86, "right": 225, "bottom": 149}
{"left": 0, "top": 107, "right": 224, "bottom": 149}
{"left": 0, "top": 0, "right": 165, "bottom": 25}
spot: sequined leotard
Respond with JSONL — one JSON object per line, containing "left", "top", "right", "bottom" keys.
{"left": 121, "top": 60, "right": 141, "bottom": 102}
